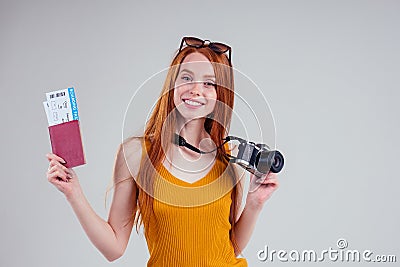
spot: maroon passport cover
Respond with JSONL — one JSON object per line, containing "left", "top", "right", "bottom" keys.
{"left": 48, "top": 120, "right": 86, "bottom": 168}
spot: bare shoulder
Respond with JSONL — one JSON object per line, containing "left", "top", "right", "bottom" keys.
{"left": 113, "top": 136, "right": 144, "bottom": 184}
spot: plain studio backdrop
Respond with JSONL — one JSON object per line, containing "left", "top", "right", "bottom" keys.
{"left": 1, "top": 0, "right": 399, "bottom": 266}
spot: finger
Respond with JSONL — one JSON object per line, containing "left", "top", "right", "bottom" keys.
{"left": 46, "top": 153, "right": 65, "bottom": 163}
{"left": 48, "top": 165, "right": 70, "bottom": 178}
{"left": 250, "top": 170, "right": 269, "bottom": 179}
{"left": 49, "top": 159, "right": 69, "bottom": 169}
{"left": 47, "top": 168, "right": 69, "bottom": 182}
{"left": 48, "top": 159, "right": 69, "bottom": 171}
{"left": 256, "top": 172, "right": 277, "bottom": 182}
{"left": 65, "top": 168, "right": 76, "bottom": 178}
{"left": 50, "top": 170, "right": 68, "bottom": 182}
{"left": 256, "top": 178, "right": 279, "bottom": 186}
{"left": 260, "top": 178, "right": 278, "bottom": 185}
{"left": 46, "top": 153, "right": 66, "bottom": 164}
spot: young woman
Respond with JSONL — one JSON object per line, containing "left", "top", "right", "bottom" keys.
{"left": 46, "top": 37, "right": 279, "bottom": 266}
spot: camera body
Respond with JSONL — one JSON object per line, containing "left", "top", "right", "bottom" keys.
{"left": 227, "top": 136, "right": 284, "bottom": 177}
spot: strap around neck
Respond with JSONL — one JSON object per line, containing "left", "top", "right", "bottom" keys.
{"left": 173, "top": 133, "right": 229, "bottom": 154}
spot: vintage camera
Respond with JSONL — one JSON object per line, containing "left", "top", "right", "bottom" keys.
{"left": 226, "top": 136, "right": 284, "bottom": 177}
{"left": 173, "top": 133, "right": 284, "bottom": 177}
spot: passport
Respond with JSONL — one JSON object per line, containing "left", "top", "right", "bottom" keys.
{"left": 48, "top": 120, "right": 86, "bottom": 168}
{"left": 44, "top": 87, "right": 85, "bottom": 168}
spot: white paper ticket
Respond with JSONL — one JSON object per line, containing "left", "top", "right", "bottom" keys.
{"left": 43, "top": 87, "right": 80, "bottom": 126}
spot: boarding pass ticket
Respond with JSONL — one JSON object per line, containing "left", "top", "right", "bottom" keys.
{"left": 43, "top": 87, "right": 80, "bottom": 126}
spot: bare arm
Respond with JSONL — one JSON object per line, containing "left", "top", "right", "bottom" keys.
{"left": 233, "top": 171, "right": 279, "bottom": 256}
{"left": 46, "top": 138, "right": 142, "bottom": 261}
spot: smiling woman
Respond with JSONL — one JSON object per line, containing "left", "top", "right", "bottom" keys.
{"left": 45, "top": 36, "right": 279, "bottom": 267}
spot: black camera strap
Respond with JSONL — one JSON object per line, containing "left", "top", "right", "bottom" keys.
{"left": 173, "top": 133, "right": 231, "bottom": 154}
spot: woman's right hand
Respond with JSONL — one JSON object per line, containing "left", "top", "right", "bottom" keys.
{"left": 46, "top": 153, "right": 83, "bottom": 202}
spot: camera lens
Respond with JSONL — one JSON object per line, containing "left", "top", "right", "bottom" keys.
{"left": 255, "top": 149, "right": 284, "bottom": 174}
{"left": 273, "top": 156, "right": 280, "bottom": 168}
{"left": 270, "top": 151, "right": 284, "bottom": 173}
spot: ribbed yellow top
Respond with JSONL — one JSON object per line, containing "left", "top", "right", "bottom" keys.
{"left": 143, "top": 158, "right": 248, "bottom": 267}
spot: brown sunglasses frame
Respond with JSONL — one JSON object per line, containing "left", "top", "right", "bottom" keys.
{"left": 178, "top": 36, "right": 232, "bottom": 65}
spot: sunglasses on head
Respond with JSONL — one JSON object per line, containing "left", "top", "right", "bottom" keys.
{"left": 179, "top": 37, "right": 232, "bottom": 64}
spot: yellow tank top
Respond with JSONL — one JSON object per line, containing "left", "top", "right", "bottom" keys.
{"left": 143, "top": 157, "right": 248, "bottom": 266}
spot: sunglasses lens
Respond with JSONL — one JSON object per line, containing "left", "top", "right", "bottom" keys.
{"left": 209, "top": 42, "right": 230, "bottom": 53}
{"left": 184, "top": 37, "right": 204, "bottom": 48}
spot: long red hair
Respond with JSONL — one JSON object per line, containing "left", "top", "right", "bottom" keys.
{"left": 133, "top": 46, "right": 243, "bottom": 253}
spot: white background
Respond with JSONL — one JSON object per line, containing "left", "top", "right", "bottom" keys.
{"left": 1, "top": 0, "right": 399, "bottom": 266}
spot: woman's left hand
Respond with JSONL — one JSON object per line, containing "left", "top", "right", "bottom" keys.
{"left": 247, "top": 172, "right": 279, "bottom": 210}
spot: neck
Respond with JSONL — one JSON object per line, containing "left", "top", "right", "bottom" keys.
{"left": 176, "top": 117, "right": 208, "bottom": 147}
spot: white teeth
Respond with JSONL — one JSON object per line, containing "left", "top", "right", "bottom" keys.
{"left": 184, "top": 99, "right": 202, "bottom": 106}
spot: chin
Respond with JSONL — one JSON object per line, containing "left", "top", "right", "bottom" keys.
{"left": 175, "top": 110, "right": 208, "bottom": 122}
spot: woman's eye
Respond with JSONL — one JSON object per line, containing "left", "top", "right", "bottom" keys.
{"left": 204, "top": 81, "right": 216, "bottom": 88}
{"left": 181, "top": 75, "right": 192, "bottom": 82}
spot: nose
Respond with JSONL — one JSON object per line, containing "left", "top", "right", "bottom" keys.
{"left": 189, "top": 81, "right": 202, "bottom": 96}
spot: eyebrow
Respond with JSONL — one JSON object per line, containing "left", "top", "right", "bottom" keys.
{"left": 180, "top": 69, "right": 215, "bottom": 79}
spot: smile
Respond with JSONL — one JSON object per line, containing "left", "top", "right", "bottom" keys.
{"left": 183, "top": 99, "right": 204, "bottom": 107}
